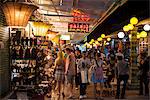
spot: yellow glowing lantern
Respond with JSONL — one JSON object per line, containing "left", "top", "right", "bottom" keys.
{"left": 137, "top": 34, "right": 140, "bottom": 39}
{"left": 89, "top": 41, "right": 93, "bottom": 45}
{"left": 118, "top": 32, "right": 125, "bottom": 38}
{"left": 130, "top": 17, "right": 138, "bottom": 25}
{"left": 107, "top": 37, "right": 111, "bottom": 41}
{"left": 97, "top": 37, "right": 102, "bottom": 41}
{"left": 93, "top": 43, "right": 97, "bottom": 47}
{"left": 91, "top": 39, "right": 94, "bottom": 43}
{"left": 31, "top": 22, "right": 52, "bottom": 36}
{"left": 123, "top": 25, "right": 129, "bottom": 32}
{"left": 95, "top": 41, "right": 99, "bottom": 45}
{"left": 1, "top": 2, "right": 38, "bottom": 28}
{"left": 127, "top": 24, "right": 134, "bottom": 30}
{"left": 140, "top": 31, "right": 147, "bottom": 38}
{"left": 101, "top": 34, "right": 105, "bottom": 38}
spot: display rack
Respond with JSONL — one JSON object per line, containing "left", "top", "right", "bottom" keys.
{"left": 9, "top": 29, "right": 39, "bottom": 90}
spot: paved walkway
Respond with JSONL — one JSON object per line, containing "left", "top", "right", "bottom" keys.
{"left": 48, "top": 84, "right": 149, "bottom": 100}
{"left": 2, "top": 84, "right": 149, "bottom": 100}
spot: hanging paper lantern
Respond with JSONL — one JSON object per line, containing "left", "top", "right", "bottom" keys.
{"left": 31, "top": 22, "right": 52, "bottom": 36}
{"left": 93, "top": 43, "right": 97, "bottom": 47}
{"left": 97, "top": 37, "right": 102, "bottom": 41}
{"left": 95, "top": 41, "right": 99, "bottom": 45}
{"left": 118, "top": 32, "right": 125, "bottom": 38}
{"left": 107, "top": 37, "right": 111, "bottom": 41}
{"left": 1, "top": 2, "right": 38, "bottom": 28}
{"left": 127, "top": 24, "right": 134, "bottom": 30}
{"left": 101, "top": 34, "right": 105, "bottom": 38}
{"left": 143, "top": 24, "right": 150, "bottom": 31}
{"left": 123, "top": 25, "right": 129, "bottom": 32}
{"left": 130, "top": 17, "right": 138, "bottom": 25}
{"left": 140, "top": 31, "right": 147, "bottom": 38}
{"left": 89, "top": 41, "right": 93, "bottom": 45}
{"left": 91, "top": 39, "right": 94, "bottom": 43}
{"left": 137, "top": 34, "right": 140, "bottom": 39}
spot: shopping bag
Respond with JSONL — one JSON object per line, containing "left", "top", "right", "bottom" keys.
{"left": 81, "top": 70, "right": 88, "bottom": 83}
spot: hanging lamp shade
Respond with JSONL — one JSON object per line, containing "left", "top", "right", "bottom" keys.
{"left": 1, "top": 2, "right": 38, "bottom": 28}
{"left": 31, "top": 22, "right": 52, "bottom": 36}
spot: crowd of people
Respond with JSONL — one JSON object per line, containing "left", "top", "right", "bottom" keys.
{"left": 39, "top": 45, "right": 149, "bottom": 99}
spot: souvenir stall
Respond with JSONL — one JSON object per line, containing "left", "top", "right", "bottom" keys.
{"left": 0, "top": 1, "right": 59, "bottom": 99}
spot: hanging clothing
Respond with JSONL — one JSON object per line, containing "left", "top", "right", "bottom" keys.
{"left": 31, "top": 47, "right": 36, "bottom": 59}
{"left": 25, "top": 48, "right": 30, "bottom": 59}
{"left": 19, "top": 46, "right": 24, "bottom": 59}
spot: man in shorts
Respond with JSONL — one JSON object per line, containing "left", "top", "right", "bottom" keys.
{"left": 65, "top": 48, "right": 76, "bottom": 98}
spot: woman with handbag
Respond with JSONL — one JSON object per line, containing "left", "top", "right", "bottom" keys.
{"left": 91, "top": 53, "right": 105, "bottom": 100}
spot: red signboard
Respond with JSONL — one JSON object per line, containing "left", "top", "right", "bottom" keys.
{"left": 68, "top": 23, "right": 89, "bottom": 33}
{"left": 72, "top": 9, "right": 90, "bottom": 22}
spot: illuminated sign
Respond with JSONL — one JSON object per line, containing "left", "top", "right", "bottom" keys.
{"left": 71, "top": 9, "right": 90, "bottom": 22}
{"left": 60, "top": 35, "right": 70, "bottom": 40}
{"left": 68, "top": 23, "right": 89, "bottom": 33}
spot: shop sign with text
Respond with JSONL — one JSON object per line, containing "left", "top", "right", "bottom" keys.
{"left": 68, "top": 23, "right": 89, "bottom": 33}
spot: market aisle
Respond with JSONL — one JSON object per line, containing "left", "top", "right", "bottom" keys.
{"left": 45, "top": 84, "right": 149, "bottom": 100}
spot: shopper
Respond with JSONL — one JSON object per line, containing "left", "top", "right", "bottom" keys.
{"left": 139, "top": 53, "right": 149, "bottom": 96}
{"left": 75, "top": 49, "right": 82, "bottom": 90}
{"left": 115, "top": 56, "right": 129, "bottom": 99}
{"left": 116, "top": 49, "right": 124, "bottom": 60}
{"left": 106, "top": 63, "right": 115, "bottom": 88}
{"left": 65, "top": 48, "right": 76, "bottom": 98}
{"left": 78, "top": 51, "right": 90, "bottom": 99}
{"left": 91, "top": 53, "right": 105, "bottom": 100}
{"left": 54, "top": 51, "right": 65, "bottom": 96}
{"left": 100, "top": 51, "right": 106, "bottom": 61}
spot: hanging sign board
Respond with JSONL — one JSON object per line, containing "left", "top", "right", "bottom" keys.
{"left": 68, "top": 23, "right": 89, "bottom": 33}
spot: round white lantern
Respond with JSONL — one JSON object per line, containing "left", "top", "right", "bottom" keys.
{"left": 118, "top": 32, "right": 125, "bottom": 38}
